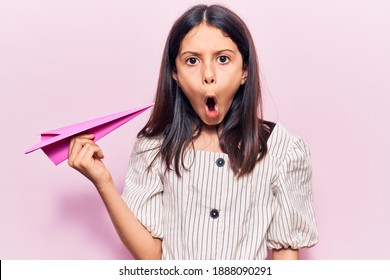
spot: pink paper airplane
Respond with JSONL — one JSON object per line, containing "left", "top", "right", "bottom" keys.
{"left": 25, "top": 104, "right": 153, "bottom": 165}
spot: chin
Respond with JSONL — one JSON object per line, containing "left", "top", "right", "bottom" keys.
{"left": 201, "top": 116, "right": 224, "bottom": 127}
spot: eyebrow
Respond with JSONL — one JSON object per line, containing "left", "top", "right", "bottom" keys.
{"left": 179, "top": 49, "right": 236, "bottom": 58}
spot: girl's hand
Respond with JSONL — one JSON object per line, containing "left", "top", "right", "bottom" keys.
{"left": 68, "top": 134, "right": 113, "bottom": 189}
{"left": 68, "top": 135, "right": 161, "bottom": 259}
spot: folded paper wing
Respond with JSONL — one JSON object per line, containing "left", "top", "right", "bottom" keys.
{"left": 25, "top": 104, "right": 153, "bottom": 165}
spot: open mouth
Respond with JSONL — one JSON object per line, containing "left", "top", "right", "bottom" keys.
{"left": 204, "top": 96, "right": 219, "bottom": 119}
{"left": 206, "top": 97, "right": 216, "bottom": 111}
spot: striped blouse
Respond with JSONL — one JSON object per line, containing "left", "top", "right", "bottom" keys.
{"left": 122, "top": 123, "right": 318, "bottom": 260}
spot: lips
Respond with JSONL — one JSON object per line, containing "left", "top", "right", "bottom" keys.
{"left": 204, "top": 96, "right": 219, "bottom": 118}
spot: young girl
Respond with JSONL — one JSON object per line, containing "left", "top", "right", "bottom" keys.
{"left": 68, "top": 4, "right": 318, "bottom": 260}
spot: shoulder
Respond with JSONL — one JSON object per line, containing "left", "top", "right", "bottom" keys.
{"left": 131, "top": 136, "right": 163, "bottom": 164}
{"left": 266, "top": 123, "right": 311, "bottom": 164}
{"left": 133, "top": 136, "right": 162, "bottom": 152}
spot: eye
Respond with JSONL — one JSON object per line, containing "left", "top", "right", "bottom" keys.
{"left": 185, "top": 57, "right": 199, "bottom": 65}
{"left": 217, "top": 55, "right": 230, "bottom": 64}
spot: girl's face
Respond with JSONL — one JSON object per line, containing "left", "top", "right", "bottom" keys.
{"left": 173, "top": 23, "right": 247, "bottom": 127}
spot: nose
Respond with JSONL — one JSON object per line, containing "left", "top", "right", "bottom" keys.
{"left": 203, "top": 62, "right": 216, "bottom": 84}
{"left": 204, "top": 75, "right": 215, "bottom": 84}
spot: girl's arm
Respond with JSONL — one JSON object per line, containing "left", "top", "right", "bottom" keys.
{"left": 272, "top": 248, "right": 299, "bottom": 260}
{"left": 68, "top": 134, "right": 162, "bottom": 260}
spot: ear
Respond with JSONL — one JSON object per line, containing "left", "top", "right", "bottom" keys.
{"left": 241, "top": 68, "right": 248, "bottom": 85}
{"left": 172, "top": 70, "right": 181, "bottom": 87}
{"left": 172, "top": 70, "right": 178, "bottom": 82}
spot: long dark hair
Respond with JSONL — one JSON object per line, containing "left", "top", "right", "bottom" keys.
{"left": 138, "top": 4, "right": 268, "bottom": 177}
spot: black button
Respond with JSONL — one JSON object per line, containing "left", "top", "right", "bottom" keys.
{"left": 216, "top": 158, "right": 225, "bottom": 167}
{"left": 210, "top": 209, "right": 219, "bottom": 219}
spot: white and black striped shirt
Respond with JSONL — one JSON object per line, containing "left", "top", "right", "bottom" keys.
{"left": 122, "top": 123, "right": 318, "bottom": 259}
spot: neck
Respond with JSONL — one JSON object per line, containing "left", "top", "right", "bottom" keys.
{"left": 202, "top": 123, "right": 218, "bottom": 134}
{"left": 192, "top": 124, "right": 222, "bottom": 152}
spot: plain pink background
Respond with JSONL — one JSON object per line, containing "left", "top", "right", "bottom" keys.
{"left": 1, "top": 0, "right": 389, "bottom": 259}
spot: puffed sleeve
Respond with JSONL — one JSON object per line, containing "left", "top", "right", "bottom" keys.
{"left": 121, "top": 137, "right": 164, "bottom": 239}
{"left": 267, "top": 136, "right": 319, "bottom": 250}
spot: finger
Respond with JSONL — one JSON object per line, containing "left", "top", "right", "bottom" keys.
{"left": 68, "top": 134, "right": 95, "bottom": 158}
{"left": 86, "top": 141, "right": 104, "bottom": 159}
{"left": 68, "top": 138, "right": 88, "bottom": 165}
{"left": 72, "top": 142, "right": 92, "bottom": 168}
{"left": 71, "top": 143, "right": 108, "bottom": 185}
{"left": 68, "top": 137, "right": 96, "bottom": 166}
{"left": 81, "top": 134, "right": 95, "bottom": 140}
{"left": 73, "top": 142, "right": 104, "bottom": 168}
{"left": 85, "top": 142, "right": 104, "bottom": 160}
{"left": 69, "top": 134, "right": 95, "bottom": 157}
{"left": 94, "top": 145, "right": 104, "bottom": 159}
{"left": 68, "top": 138, "right": 76, "bottom": 160}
